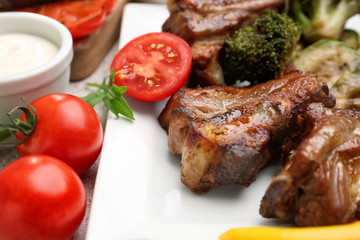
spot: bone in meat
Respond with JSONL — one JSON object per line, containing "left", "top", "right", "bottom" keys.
{"left": 159, "top": 71, "right": 336, "bottom": 193}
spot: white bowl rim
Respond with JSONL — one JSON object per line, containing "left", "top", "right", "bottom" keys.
{"left": 0, "top": 12, "right": 73, "bottom": 96}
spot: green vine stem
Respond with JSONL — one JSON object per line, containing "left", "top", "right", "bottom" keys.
{"left": 0, "top": 99, "right": 37, "bottom": 144}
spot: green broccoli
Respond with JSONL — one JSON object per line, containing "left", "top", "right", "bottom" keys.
{"left": 290, "top": 0, "right": 360, "bottom": 43}
{"left": 220, "top": 10, "right": 301, "bottom": 85}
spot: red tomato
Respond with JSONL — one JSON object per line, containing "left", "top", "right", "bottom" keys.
{"left": 110, "top": 32, "right": 192, "bottom": 102}
{"left": 21, "top": 1, "right": 106, "bottom": 38}
{"left": 0, "top": 155, "right": 86, "bottom": 240}
{"left": 91, "top": 0, "right": 118, "bottom": 15}
{"left": 16, "top": 93, "right": 103, "bottom": 175}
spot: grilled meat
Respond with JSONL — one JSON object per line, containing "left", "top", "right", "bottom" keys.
{"left": 260, "top": 103, "right": 360, "bottom": 226}
{"left": 159, "top": 71, "right": 336, "bottom": 193}
{"left": 162, "top": 0, "right": 287, "bottom": 86}
{"left": 0, "top": 0, "right": 57, "bottom": 10}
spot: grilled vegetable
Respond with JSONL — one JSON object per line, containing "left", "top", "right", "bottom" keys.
{"left": 331, "top": 67, "right": 360, "bottom": 109}
{"left": 340, "top": 29, "right": 360, "bottom": 50}
{"left": 292, "top": 38, "right": 360, "bottom": 110}
{"left": 220, "top": 10, "right": 301, "bottom": 85}
{"left": 289, "top": 0, "right": 360, "bottom": 43}
{"left": 292, "top": 39, "right": 360, "bottom": 88}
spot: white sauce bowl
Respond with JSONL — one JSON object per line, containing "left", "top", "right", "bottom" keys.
{"left": 0, "top": 12, "right": 73, "bottom": 134}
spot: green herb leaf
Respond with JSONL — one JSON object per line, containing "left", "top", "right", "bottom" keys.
{"left": 82, "top": 69, "right": 135, "bottom": 120}
{"left": 105, "top": 88, "right": 134, "bottom": 120}
{"left": 81, "top": 91, "right": 107, "bottom": 107}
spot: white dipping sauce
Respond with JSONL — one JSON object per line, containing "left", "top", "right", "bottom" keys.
{"left": 0, "top": 33, "right": 59, "bottom": 77}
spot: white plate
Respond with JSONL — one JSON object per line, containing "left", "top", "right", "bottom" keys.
{"left": 86, "top": 3, "right": 360, "bottom": 240}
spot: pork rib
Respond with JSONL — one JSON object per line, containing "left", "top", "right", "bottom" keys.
{"left": 0, "top": 0, "right": 57, "bottom": 10}
{"left": 159, "top": 71, "right": 336, "bottom": 193}
{"left": 260, "top": 103, "right": 360, "bottom": 226}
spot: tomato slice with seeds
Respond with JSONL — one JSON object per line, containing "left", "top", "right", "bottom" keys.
{"left": 110, "top": 32, "right": 192, "bottom": 102}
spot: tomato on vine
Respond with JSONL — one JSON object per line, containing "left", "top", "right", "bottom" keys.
{"left": 0, "top": 71, "right": 133, "bottom": 174}
{"left": 13, "top": 93, "right": 103, "bottom": 175}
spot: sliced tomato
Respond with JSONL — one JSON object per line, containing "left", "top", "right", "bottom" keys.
{"left": 21, "top": 1, "right": 106, "bottom": 38}
{"left": 110, "top": 32, "right": 192, "bottom": 102}
{"left": 91, "top": 0, "right": 118, "bottom": 15}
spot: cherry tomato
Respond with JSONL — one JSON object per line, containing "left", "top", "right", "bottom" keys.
{"left": 0, "top": 155, "right": 86, "bottom": 240}
{"left": 16, "top": 93, "right": 103, "bottom": 175}
{"left": 110, "top": 32, "right": 192, "bottom": 102}
{"left": 21, "top": 1, "right": 106, "bottom": 38}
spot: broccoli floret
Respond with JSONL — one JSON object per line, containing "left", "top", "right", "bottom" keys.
{"left": 290, "top": 0, "right": 360, "bottom": 43}
{"left": 220, "top": 10, "right": 301, "bottom": 85}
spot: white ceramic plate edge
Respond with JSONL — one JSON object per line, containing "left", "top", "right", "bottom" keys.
{"left": 86, "top": 4, "right": 360, "bottom": 240}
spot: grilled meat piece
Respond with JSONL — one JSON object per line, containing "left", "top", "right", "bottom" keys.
{"left": 159, "top": 71, "right": 336, "bottom": 193}
{"left": 163, "top": 0, "right": 287, "bottom": 42}
{"left": 0, "top": 0, "right": 57, "bottom": 10}
{"left": 162, "top": 0, "right": 286, "bottom": 86}
{"left": 260, "top": 103, "right": 360, "bottom": 226}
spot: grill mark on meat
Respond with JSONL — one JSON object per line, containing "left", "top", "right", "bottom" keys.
{"left": 260, "top": 103, "right": 360, "bottom": 226}
{"left": 163, "top": 0, "right": 287, "bottom": 86}
{"left": 159, "top": 71, "right": 336, "bottom": 193}
{"left": 164, "top": 9, "right": 251, "bottom": 41}
{"left": 168, "top": 0, "right": 286, "bottom": 14}
{"left": 0, "top": 0, "right": 57, "bottom": 10}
